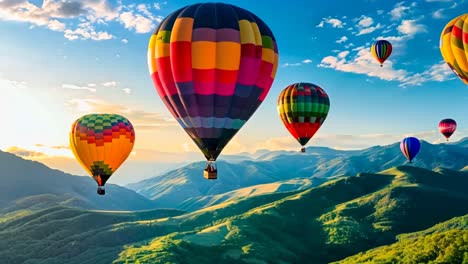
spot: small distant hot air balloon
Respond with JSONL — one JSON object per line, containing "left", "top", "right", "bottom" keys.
{"left": 70, "top": 114, "right": 135, "bottom": 195}
{"left": 277, "top": 82, "right": 330, "bottom": 153}
{"left": 400, "top": 137, "right": 421, "bottom": 163}
{"left": 147, "top": 3, "right": 279, "bottom": 180}
{"left": 371, "top": 40, "right": 392, "bottom": 67}
{"left": 439, "top": 118, "right": 457, "bottom": 141}
{"left": 440, "top": 14, "right": 468, "bottom": 85}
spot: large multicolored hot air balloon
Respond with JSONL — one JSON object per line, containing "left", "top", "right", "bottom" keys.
{"left": 440, "top": 14, "right": 468, "bottom": 85}
{"left": 400, "top": 137, "right": 421, "bottom": 163}
{"left": 277, "top": 83, "right": 330, "bottom": 153}
{"left": 439, "top": 118, "right": 457, "bottom": 141}
{"left": 147, "top": 3, "right": 278, "bottom": 180}
{"left": 70, "top": 114, "right": 135, "bottom": 195}
{"left": 371, "top": 40, "right": 392, "bottom": 67}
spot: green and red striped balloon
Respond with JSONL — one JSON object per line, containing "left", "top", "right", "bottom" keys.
{"left": 277, "top": 83, "right": 330, "bottom": 152}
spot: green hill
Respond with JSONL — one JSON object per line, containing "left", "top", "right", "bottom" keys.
{"left": 2, "top": 166, "right": 468, "bottom": 264}
{"left": 0, "top": 150, "right": 158, "bottom": 212}
{"left": 334, "top": 214, "right": 468, "bottom": 263}
{"left": 114, "top": 166, "right": 468, "bottom": 263}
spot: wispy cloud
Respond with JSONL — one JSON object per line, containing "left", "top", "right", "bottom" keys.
{"left": 431, "top": 2, "right": 458, "bottom": 19}
{"left": 282, "top": 59, "right": 313, "bottom": 67}
{"left": 66, "top": 98, "right": 177, "bottom": 130}
{"left": 62, "top": 84, "right": 97, "bottom": 92}
{"left": 399, "top": 61, "right": 456, "bottom": 87}
{"left": 122, "top": 88, "right": 132, "bottom": 94}
{"left": 336, "top": 36, "right": 348, "bottom": 43}
{"left": 255, "top": 129, "right": 468, "bottom": 151}
{"left": 0, "top": 74, "right": 27, "bottom": 89}
{"left": 389, "top": 2, "right": 417, "bottom": 21}
{"left": 6, "top": 146, "right": 47, "bottom": 158}
{"left": 121, "top": 38, "right": 128, "bottom": 44}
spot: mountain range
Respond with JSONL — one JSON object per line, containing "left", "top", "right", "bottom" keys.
{"left": 127, "top": 138, "right": 468, "bottom": 209}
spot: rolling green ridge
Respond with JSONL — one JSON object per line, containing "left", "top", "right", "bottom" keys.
{"left": 3, "top": 165, "right": 468, "bottom": 263}
{"left": 335, "top": 214, "right": 468, "bottom": 263}
{"left": 0, "top": 150, "right": 159, "bottom": 211}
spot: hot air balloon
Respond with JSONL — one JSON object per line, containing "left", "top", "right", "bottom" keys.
{"left": 371, "top": 40, "right": 392, "bottom": 67}
{"left": 277, "top": 83, "right": 330, "bottom": 153}
{"left": 70, "top": 114, "right": 135, "bottom": 195}
{"left": 439, "top": 118, "right": 457, "bottom": 141}
{"left": 440, "top": 14, "right": 468, "bottom": 85}
{"left": 400, "top": 137, "right": 420, "bottom": 163}
{"left": 147, "top": 3, "right": 278, "bottom": 180}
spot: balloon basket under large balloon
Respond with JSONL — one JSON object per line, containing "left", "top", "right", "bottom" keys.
{"left": 380, "top": 64, "right": 383, "bottom": 67}
{"left": 203, "top": 161, "right": 217, "bottom": 180}
{"left": 301, "top": 147, "right": 306, "bottom": 153}
{"left": 97, "top": 186, "right": 105, "bottom": 195}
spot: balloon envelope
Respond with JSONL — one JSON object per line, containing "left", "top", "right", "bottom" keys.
{"left": 440, "top": 14, "right": 468, "bottom": 85}
{"left": 277, "top": 83, "right": 330, "bottom": 150}
{"left": 70, "top": 114, "right": 135, "bottom": 190}
{"left": 147, "top": 3, "right": 278, "bottom": 162}
{"left": 400, "top": 137, "right": 421, "bottom": 163}
{"left": 439, "top": 118, "right": 457, "bottom": 140}
{"left": 371, "top": 40, "right": 392, "bottom": 66}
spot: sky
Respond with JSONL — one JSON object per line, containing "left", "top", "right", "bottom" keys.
{"left": 0, "top": 0, "right": 467, "bottom": 182}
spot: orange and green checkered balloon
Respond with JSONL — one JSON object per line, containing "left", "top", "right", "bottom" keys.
{"left": 70, "top": 114, "right": 135, "bottom": 187}
{"left": 440, "top": 14, "right": 468, "bottom": 85}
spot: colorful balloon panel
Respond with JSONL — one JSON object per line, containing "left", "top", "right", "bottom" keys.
{"left": 277, "top": 83, "right": 330, "bottom": 147}
{"left": 400, "top": 137, "right": 421, "bottom": 163}
{"left": 147, "top": 3, "right": 278, "bottom": 161}
{"left": 70, "top": 114, "right": 135, "bottom": 186}
{"left": 439, "top": 118, "right": 457, "bottom": 140}
{"left": 371, "top": 40, "right": 392, "bottom": 66}
{"left": 440, "top": 14, "right": 468, "bottom": 85}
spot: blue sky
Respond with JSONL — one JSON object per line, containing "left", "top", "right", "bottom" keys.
{"left": 0, "top": 0, "right": 467, "bottom": 177}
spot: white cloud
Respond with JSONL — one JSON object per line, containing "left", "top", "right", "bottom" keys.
{"left": 358, "top": 16, "right": 373, "bottom": 27}
{"left": 154, "top": 3, "right": 161, "bottom": 10}
{"left": 356, "top": 23, "right": 382, "bottom": 36}
{"left": 316, "top": 17, "right": 345, "bottom": 28}
{"left": 62, "top": 84, "right": 96, "bottom": 92}
{"left": 66, "top": 98, "right": 176, "bottom": 130}
{"left": 318, "top": 47, "right": 409, "bottom": 82}
{"left": 119, "top": 11, "right": 154, "bottom": 33}
{"left": 336, "top": 36, "right": 348, "bottom": 43}
{"left": 0, "top": 74, "right": 27, "bottom": 89}
{"left": 122, "top": 88, "right": 132, "bottom": 94}
{"left": 390, "top": 2, "right": 415, "bottom": 20}
{"left": 282, "top": 62, "right": 302, "bottom": 67}
{"left": 283, "top": 59, "right": 313, "bottom": 67}
{"left": 254, "top": 129, "right": 468, "bottom": 151}
{"left": 399, "top": 61, "right": 455, "bottom": 87}
{"left": 338, "top": 51, "right": 349, "bottom": 58}
{"left": 63, "top": 22, "right": 113, "bottom": 40}
{"left": 121, "top": 38, "right": 128, "bottom": 44}
{"left": 0, "top": 0, "right": 162, "bottom": 40}
{"left": 102, "top": 81, "right": 117, "bottom": 87}
{"left": 397, "top": 19, "right": 427, "bottom": 35}
{"left": 431, "top": 2, "right": 458, "bottom": 19}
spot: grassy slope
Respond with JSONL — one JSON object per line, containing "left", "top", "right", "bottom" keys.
{"left": 113, "top": 166, "right": 468, "bottom": 263}
{"left": 334, "top": 214, "right": 468, "bottom": 263}
{"left": 3, "top": 166, "right": 468, "bottom": 264}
